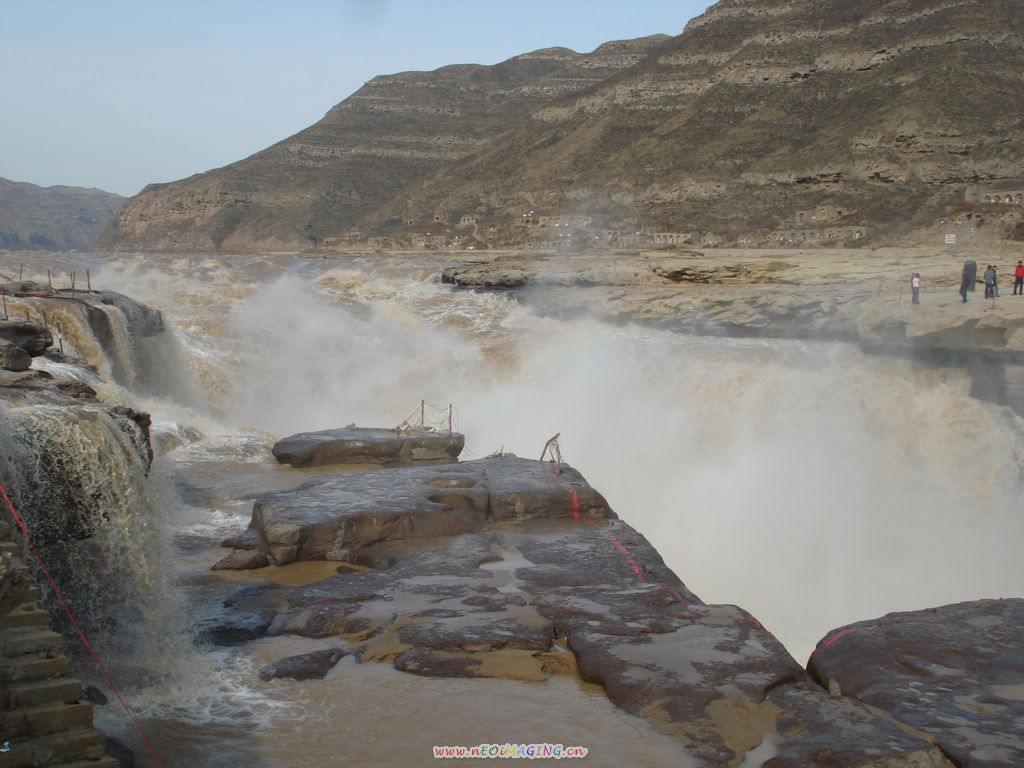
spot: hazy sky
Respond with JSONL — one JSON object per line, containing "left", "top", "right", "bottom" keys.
{"left": 1, "top": 0, "right": 713, "bottom": 197}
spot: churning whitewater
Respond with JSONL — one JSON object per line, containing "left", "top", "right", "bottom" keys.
{"left": 2, "top": 251, "right": 1023, "bottom": 767}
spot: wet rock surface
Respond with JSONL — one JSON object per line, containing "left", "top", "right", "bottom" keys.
{"left": 219, "top": 456, "right": 611, "bottom": 567}
{"left": 0, "top": 319, "right": 53, "bottom": 357}
{"left": 194, "top": 610, "right": 274, "bottom": 647}
{"left": 0, "top": 339, "right": 32, "bottom": 371}
{"left": 216, "top": 456, "right": 961, "bottom": 766}
{"left": 809, "top": 599, "right": 1024, "bottom": 767}
{"left": 271, "top": 426, "right": 464, "bottom": 468}
{"left": 258, "top": 647, "right": 347, "bottom": 681}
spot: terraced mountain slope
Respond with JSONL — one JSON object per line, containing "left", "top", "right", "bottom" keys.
{"left": 379, "top": 0, "right": 1024, "bottom": 239}
{"left": 96, "top": 37, "right": 669, "bottom": 252}
{"left": 98, "top": 0, "right": 1024, "bottom": 252}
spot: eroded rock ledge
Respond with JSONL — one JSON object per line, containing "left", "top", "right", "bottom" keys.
{"left": 440, "top": 248, "right": 1024, "bottom": 415}
{"left": 809, "top": 599, "right": 1024, "bottom": 767}
{"left": 271, "top": 426, "right": 464, "bottom": 468}
{"left": 214, "top": 455, "right": 961, "bottom": 766}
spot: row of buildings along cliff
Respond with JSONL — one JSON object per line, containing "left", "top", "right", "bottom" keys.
{"left": 319, "top": 186, "right": 1024, "bottom": 252}
{"left": 323, "top": 205, "right": 868, "bottom": 252}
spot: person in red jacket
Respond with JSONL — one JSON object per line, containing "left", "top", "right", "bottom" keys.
{"left": 1014, "top": 260, "right": 1024, "bottom": 296}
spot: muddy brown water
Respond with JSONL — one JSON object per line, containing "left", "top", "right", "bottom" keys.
{"left": 3, "top": 251, "right": 1022, "bottom": 767}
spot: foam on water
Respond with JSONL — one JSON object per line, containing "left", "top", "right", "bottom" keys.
{"left": 83, "top": 252, "right": 1024, "bottom": 664}
{"left": 7, "top": 252, "right": 1023, "bottom": 763}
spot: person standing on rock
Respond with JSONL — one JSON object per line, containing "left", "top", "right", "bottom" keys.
{"left": 984, "top": 265, "right": 996, "bottom": 298}
{"left": 960, "top": 266, "right": 971, "bottom": 303}
{"left": 911, "top": 272, "right": 921, "bottom": 305}
{"left": 1015, "top": 260, "right": 1024, "bottom": 295}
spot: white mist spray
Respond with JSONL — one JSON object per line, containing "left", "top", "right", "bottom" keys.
{"left": 83, "top": 254, "right": 1024, "bottom": 664}
{"left": 218, "top": 271, "right": 1024, "bottom": 661}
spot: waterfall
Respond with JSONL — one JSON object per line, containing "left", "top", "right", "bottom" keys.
{"left": 0, "top": 394, "right": 183, "bottom": 673}
{"left": 0, "top": 281, "right": 192, "bottom": 676}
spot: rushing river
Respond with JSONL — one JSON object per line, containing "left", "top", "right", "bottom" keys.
{"left": 2, "top": 251, "right": 1023, "bottom": 768}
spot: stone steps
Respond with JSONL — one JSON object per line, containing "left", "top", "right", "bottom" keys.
{"left": 0, "top": 609, "right": 50, "bottom": 633}
{"left": 5, "top": 679, "right": 83, "bottom": 710}
{"left": 0, "top": 656, "right": 73, "bottom": 685}
{"left": 0, "top": 528, "right": 116, "bottom": 768}
{"left": 3, "top": 701, "right": 95, "bottom": 741}
{"left": 0, "top": 727, "right": 107, "bottom": 768}
{"left": 0, "top": 629, "right": 64, "bottom": 659}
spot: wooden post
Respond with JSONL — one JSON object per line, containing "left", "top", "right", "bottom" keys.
{"left": 448, "top": 404, "right": 453, "bottom": 437}
{"left": 87, "top": 269, "right": 91, "bottom": 292}
{"left": 47, "top": 270, "right": 53, "bottom": 294}
{"left": 540, "top": 433, "right": 561, "bottom": 464}
{"left": 2, "top": 294, "right": 6, "bottom": 320}
{"left": 71, "top": 271, "right": 76, "bottom": 293}
{"left": 420, "top": 400, "right": 426, "bottom": 430}
{"left": 18, "top": 263, "right": 23, "bottom": 281}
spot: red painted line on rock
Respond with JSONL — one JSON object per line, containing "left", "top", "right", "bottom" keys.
{"left": 537, "top": 462, "right": 776, "bottom": 628}
{"left": 823, "top": 627, "right": 860, "bottom": 647}
{"left": 541, "top": 462, "right": 645, "bottom": 581}
{"left": 815, "top": 618, "right": 929, "bottom": 655}
{"left": 576, "top": 514, "right": 646, "bottom": 581}
{"left": 539, "top": 461, "right": 720, "bottom": 616}
{"left": 661, "top": 585, "right": 710, "bottom": 617}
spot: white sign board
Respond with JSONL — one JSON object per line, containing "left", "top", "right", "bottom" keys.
{"left": 945, "top": 234, "right": 957, "bottom": 244}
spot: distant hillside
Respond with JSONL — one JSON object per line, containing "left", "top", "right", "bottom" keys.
{"left": 98, "top": 0, "right": 1024, "bottom": 253}
{"left": 378, "top": 0, "right": 1024, "bottom": 241}
{"left": 96, "top": 36, "right": 670, "bottom": 253}
{"left": 0, "top": 178, "right": 125, "bottom": 252}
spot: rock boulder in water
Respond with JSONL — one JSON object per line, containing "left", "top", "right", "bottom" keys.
{"left": 194, "top": 611, "right": 273, "bottom": 647}
{"left": 227, "top": 455, "right": 611, "bottom": 566}
{"left": 0, "top": 319, "right": 52, "bottom": 356}
{"left": 258, "top": 647, "right": 347, "bottom": 681}
{"left": 271, "top": 426, "right": 464, "bottom": 468}
{"left": 210, "top": 549, "right": 268, "bottom": 571}
{"left": 0, "top": 339, "right": 31, "bottom": 371}
{"left": 92, "top": 290, "right": 165, "bottom": 338}
{"left": 808, "top": 599, "right": 1024, "bottom": 767}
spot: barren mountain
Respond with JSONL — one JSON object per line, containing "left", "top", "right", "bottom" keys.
{"left": 0, "top": 178, "right": 125, "bottom": 252}
{"left": 95, "top": 36, "right": 670, "bottom": 253}
{"left": 98, "top": 0, "right": 1024, "bottom": 253}
{"left": 380, "top": 0, "right": 1024, "bottom": 240}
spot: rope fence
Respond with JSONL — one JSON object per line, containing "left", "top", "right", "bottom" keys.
{"left": 395, "top": 399, "right": 458, "bottom": 437}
